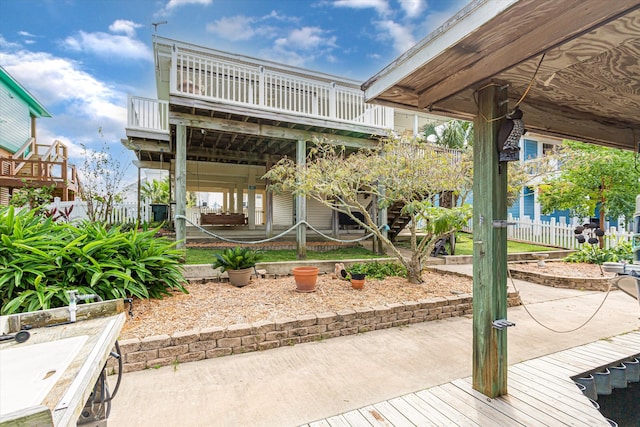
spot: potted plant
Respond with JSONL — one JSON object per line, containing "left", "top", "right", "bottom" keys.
{"left": 347, "top": 263, "right": 367, "bottom": 290}
{"left": 292, "top": 266, "right": 319, "bottom": 292}
{"left": 212, "top": 246, "right": 261, "bottom": 287}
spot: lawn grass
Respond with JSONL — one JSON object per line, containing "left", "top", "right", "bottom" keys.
{"left": 185, "top": 246, "right": 388, "bottom": 264}
{"left": 453, "top": 232, "right": 556, "bottom": 255}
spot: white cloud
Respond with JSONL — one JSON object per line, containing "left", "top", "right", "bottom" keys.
{"left": 275, "top": 27, "right": 336, "bottom": 51}
{"left": 333, "top": 0, "right": 390, "bottom": 16}
{"left": 1, "top": 50, "right": 126, "bottom": 128}
{"left": 166, "top": 0, "right": 212, "bottom": 10}
{"left": 63, "top": 31, "right": 151, "bottom": 61}
{"left": 207, "top": 16, "right": 257, "bottom": 41}
{"left": 397, "top": 0, "right": 425, "bottom": 18}
{"left": 0, "top": 35, "right": 21, "bottom": 49}
{"left": 109, "top": 20, "right": 142, "bottom": 37}
{"left": 377, "top": 19, "right": 415, "bottom": 52}
{"left": 156, "top": 0, "right": 212, "bottom": 17}
{"left": 17, "top": 31, "right": 37, "bottom": 37}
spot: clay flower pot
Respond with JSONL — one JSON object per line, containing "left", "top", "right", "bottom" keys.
{"left": 292, "top": 266, "right": 319, "bottom": 292}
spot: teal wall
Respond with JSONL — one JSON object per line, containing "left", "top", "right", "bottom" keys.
{"left": 0, "top": 80, "right": 31, "bottom": 154}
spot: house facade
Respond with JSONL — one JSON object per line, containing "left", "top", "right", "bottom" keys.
{"left": 0, "top": 66, "right": 78, "bottom": 205}
{"left": 124, "top": 36, "right": 447, "bottom": 246}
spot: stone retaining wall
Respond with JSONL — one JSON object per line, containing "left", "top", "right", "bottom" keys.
{"left": 507, "top": 269, "right": 611, "bottom": 291}
{"left": 110, "top": 291, "right": 521, "bottom": 374}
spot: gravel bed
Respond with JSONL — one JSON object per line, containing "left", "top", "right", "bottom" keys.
{"left": 120, "top": 270, "right": 473, "bottom": 339}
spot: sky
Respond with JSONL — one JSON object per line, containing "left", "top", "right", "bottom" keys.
{"left": 0, "top": 0, "right": 468, "bottom": 184}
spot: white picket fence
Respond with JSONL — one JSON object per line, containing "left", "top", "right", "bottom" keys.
{"left": 463, "top": 216, "right": 632, "bottom": 250}
{"left": 47, "top": 199, "right": 150, "bottom": 224}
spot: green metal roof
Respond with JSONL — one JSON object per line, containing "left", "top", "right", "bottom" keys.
{"left": 0, "top": 66, "right": 51, "bottom": 118}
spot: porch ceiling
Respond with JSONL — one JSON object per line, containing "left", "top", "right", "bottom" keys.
{"left": 362, "top": 0, "right": 640, "bottom": 151}
{"left": 128, "top": 97, "right": 383, "bottom": 167}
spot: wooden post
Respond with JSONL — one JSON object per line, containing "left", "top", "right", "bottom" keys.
{"left": 296, "top": 139, "right": 307, "bottom": 259}
{"left": 472, "top": 82, "right": 509, "bottom": 397}
{"left": 175, "top": 124, "right": 187, "bottom": 251}
{"left": 265, "top": 159, "right": 273, "bottom": 237}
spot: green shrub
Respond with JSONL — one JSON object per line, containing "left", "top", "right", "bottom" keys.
{"left": 212, "top": 246, "right": 261, "bottom": 272}
{"left": 347, "top": 261, "right": 407, "bottom": 280}
{"left": 0, "top": 206, "right": 187, "bottom": 315}
{"left": 564, "top": 240, "right": 632, "bottom": 264}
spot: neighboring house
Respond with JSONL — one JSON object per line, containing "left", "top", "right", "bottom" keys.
{"left": 124, "top": 37, "right": 447, "bottom": 244}
{"left": 0, "top": 66, "right": 78, "bottom": 205}
{"left": 506, "top": 134, "right": 623, "bottom": 229}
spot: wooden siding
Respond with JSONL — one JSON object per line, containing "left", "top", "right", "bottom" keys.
{"left": 304, "top": 331, "right": 640, "bottom": 427}
{"left": 273, "top": 193, "right": 294, "bottom": 226}
{"left": 0, "top": 83, "right": 30, "bottom": 154}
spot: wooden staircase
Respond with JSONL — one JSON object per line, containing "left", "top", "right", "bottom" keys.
{"left": 0, "top": 138, "right": 79, "bottom": 202}
{"left": 386, "top": 201, "right": 410, "bottom": 242}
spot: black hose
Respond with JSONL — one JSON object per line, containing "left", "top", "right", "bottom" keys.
{"left": 103, "top": 340, "right": 123, "bottom": 403}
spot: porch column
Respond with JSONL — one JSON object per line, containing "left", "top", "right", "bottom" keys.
{"left": 248, "top": 170, "right": 256, "bottom": 230}
{"left": 175, "top": 124, "right": 187, "bottom": 251}
{"left": 236, "top": 186, "right": 243, "bottom": 215}
{"left": 472, "top": 82, "right": 509, "bottom": 397}
{"left": 265, "top": 160, "right": 273, "bottom": 237}
{"left": 296, "top": 139, "right": 307, "bottom": 259}
{"left": 228, "top": 186, "right": 235, "bottom": 213}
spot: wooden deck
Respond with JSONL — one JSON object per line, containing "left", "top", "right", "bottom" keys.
{"left": 303, "top": 331, "right": 640, "bottom": 427}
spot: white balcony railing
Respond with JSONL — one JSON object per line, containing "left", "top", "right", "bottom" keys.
{"left": 127, "top": 96, "right": 169, "bottom": 133}
{"left": 169, "top": 45, "right": 393, "bottom": 129}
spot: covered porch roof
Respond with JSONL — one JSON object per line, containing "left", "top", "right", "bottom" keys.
{"left": 362, "top": 0, "right": 640, "bottom": 151}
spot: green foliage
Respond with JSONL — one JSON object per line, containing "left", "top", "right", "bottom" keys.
{"left": 347, "top": 261, "right": 407, "bottom": 280}
{"left": 538, "top": 141, "right": 640, "bottom": 224}
{"left": 264, "top": 135, "right": 472, "bottom": 283}
{"left": 211, "top": 246, "right": 262, "bottom": 272}
{"left": 0, "top": 206, "right": 187, "bottom": 315}
{"left": 9, "top": 181, "right": 56, "bottom": 212}
{"left": 141, "top": 178, "right": 170, "bottom": 204}
{"left": 421, "top": 119, "right": 473, "bottom": 149}
{"left": 564, "top": 240, "right": 633, "bottom": 265}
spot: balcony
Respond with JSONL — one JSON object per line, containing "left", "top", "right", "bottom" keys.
{"left": 0, "top": 138, "right": 79, "bottom": 201}
{"left": 127, "top": 38, "right": 394, "bottom": 135}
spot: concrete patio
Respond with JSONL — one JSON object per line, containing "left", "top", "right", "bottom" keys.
{"left": 108, "top": 264, "right": 639, "bottom": 426}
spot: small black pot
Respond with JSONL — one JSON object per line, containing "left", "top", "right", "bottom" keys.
{"left": 350, "top": 273, "right": 366, "bottom": 280}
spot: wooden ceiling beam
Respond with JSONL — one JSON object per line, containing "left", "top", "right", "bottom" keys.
{"left": 416, "top": 0, "right": 640, "bottom": 108}
{"left": 170, "top": 112, "right": 379, "bottom": 148}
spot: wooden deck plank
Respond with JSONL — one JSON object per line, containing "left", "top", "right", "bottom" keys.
{"left": 507, "top": 368, "right": 595, "bottom": 411}
{"left": 415, "top": 389, "right": 481, "bottom": 426}
{"left": 544, "top": 351, "right": 602, "bottom": 373}
{"left": 609, "top": 333, "right": 640, "bottom": 348}
{"left": 507, "top": 374, "right": 608, "bottom": 426}
{"left": 459, "top": 377, "right": 574, "bottom": 426}
{"left": 357, "top": 405, "right": 395, "bottom": 426}
{"left": 567, "top": 345, "right": 633, "bottom": 365}
{"left": 449, "top": 379, "right": 546, "bottom": 426}
{"left": 341, "top": 410, "right": 375, "bottom": 427}
{"left": 559, "top": 347, "right": 621, "bottom": 366}
{"left": 519, "top": 357, "right": 577, "bottom": 377}
{"left": 510, "top": 364, "right": 590, "bottom": 396}
{"left": 386, "top": 396, "right": 439, "bottom": 426}
{"left": 397, "top": 394, "right": 458, "bottom": 426}
{"left": 428, "top": 384, "right": 516, "bottom": 427}
{"left": 370, "top": 401, "right": 414, "bottom": 427}
{"left": 326, "top": 414, "right": 356, "bottom": 427}
{"left": 580, "top": 340, "right": 640, "bottom": 359}
{"left": 308, "top": 420, "right": 332, "bottom": 427}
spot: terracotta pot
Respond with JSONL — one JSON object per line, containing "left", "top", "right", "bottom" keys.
{"left": 292, "top": 266, "right": 319, "bottom": 292}
{"left": 350, "top": 278, "right": 365, "bottom": 289}
{"left": 227, "top": 267, "right": 253, "bottom": 287}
